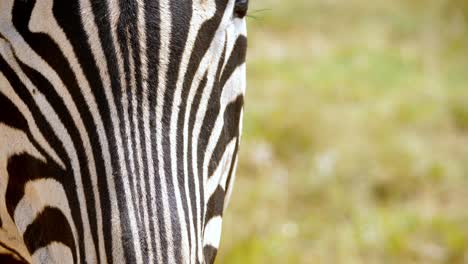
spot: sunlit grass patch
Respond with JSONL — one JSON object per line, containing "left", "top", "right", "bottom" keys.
{"left": 217, "top": 0, "right": 468, "bottom": 263}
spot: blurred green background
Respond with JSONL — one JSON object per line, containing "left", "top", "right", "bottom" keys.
{"left": 217, "top": 0, "right": 468, "bottom": 263}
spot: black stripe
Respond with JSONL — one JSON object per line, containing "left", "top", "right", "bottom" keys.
{"left": 0, "top": 88, "right": 56, "bottom": 172}
{"left": 160, "top": 1, "right": 194, "bottom": 261}
{"left": 184, "top": 0, "right": 230, "bottom": 217}
{"left": 116, "top": 2, "right": 146, "bottom": 255}
{"left": 116, "top": 0, "right": 139, "bottom": 220}
{"left": 176, "top": 0, "right": 230, "bottom": 259}
{"left": 20, "top": 60, "right": 99, "bottom": 262}
{"left": 205, "top": 186, "right": 225, "bottom": 220}
{"left": 6, "top": 154, "right": 64, "bottom": 220}
{"left": 88, "top": 1, "right": 137, "bottom": 262}
{"left": 144, "top": 0, "right": 165, "bottom": 261}
{"left": 116, "top": 2, "right": 150, "bottom": 259}
{"left": 52, "top": 0, "right": 115, "bottom": 261}
{"left": 11, "top": 1, "right": 101, "bottom": 261}
{"left": 0, "top": 91, "right": 28, "bottom": 131}
{"left": 0, "top": 254, "right": 27, "bottom": 264}
{"left": 0, "top": 241, "right": 29, "bottom": 263}
{"left": 223, "top": 138, "right": 239, "bottom": 198}
{"left": 207, "top": 96, "right": 244, "bottom": 177}
{"left": 196, "top": 35, "right": 246, "bottom": 231}
{"left": 219, "top": 36, "right": 247, "bottom": 90}
{"left": 183, "top": 71, "right": 208, "bottom": 260}
{"left": 23, "top": 207, "right": 76, "bottom": 263}
{"left": 195, "top": 42, "right": 227, "bottom": 258}
{"left": 0, "top": 90, "right": 65, "bottom": 188}
{"left": 0, "top": 55, "right": 84, "bottom": 263}
{"left": 203, "top": 245, "right": 218, "bottom": 264}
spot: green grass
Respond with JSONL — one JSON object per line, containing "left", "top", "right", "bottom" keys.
{"left": 217, "top": 0, "right": 468, "bottom": 263}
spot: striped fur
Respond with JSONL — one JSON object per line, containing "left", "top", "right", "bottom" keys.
{"left": 0, "top": 0, "right": 247, "bottom": 263}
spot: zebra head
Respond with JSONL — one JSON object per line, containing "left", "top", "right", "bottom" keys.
{"left": 0, "top": 0, "right": 247, "bottom": 263}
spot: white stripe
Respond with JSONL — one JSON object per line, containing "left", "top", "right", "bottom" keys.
{"left": 155, "top": 0, "right": 176, "bottom": 262}
{"left": 167, "top": 2, "right": 218, "bottom": 262}
{"left": 0, "top": 72, "right": 63, "bottom": 169}
{"left": 138, "top": 0, "right": 165, "bottom": 260}
{"left": 203, "top": 216, "right": 223, "bottom": 249}
{"left": 105, "top": 0, "right": 137, "bottom": 227}
{"left": 223, "top": 152, "right": 238, "bottom": 210}
{"left": 202, "top": 66, "right": 245, "bottom": 189}
{"left": 14, "top": 179, "right": 76, "bottom": 240}
{"left": 189, "top": 32, "right": 225, "bottom": 262}
{"left": 124, "top": 29, "right": 142, "bottom": 225}
{"left": 135, "top": 1, "right": 156, "bottom": 261}
{"left": 206, "top": 139, "right": 236, "bottom": 198}
{"left": 79, "top": 0, "right": 126, "bottom": 261}
{"left": 179, "top": 27, "right": 223, "bottom": 263}
{"left": 104, "top": 0, "right": 143, "bottom": 263}
{"left": 28, "top": 1, "right": 109, "bottom": 262}
{"left": 0, "top": 31, "right": 94, "bottom": 263}
{"left": 32, "top": 242, "right": 74, "bottom": 264}
{"left": 0, "top": 124, "right": 43, "bottom": 264}
{"left": 189, "top": 3, "right": 240, "bottom": 260}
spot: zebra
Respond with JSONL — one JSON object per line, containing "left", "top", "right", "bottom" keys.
{"left": 0, "top": 0, "right": 248, "bottom": 263}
